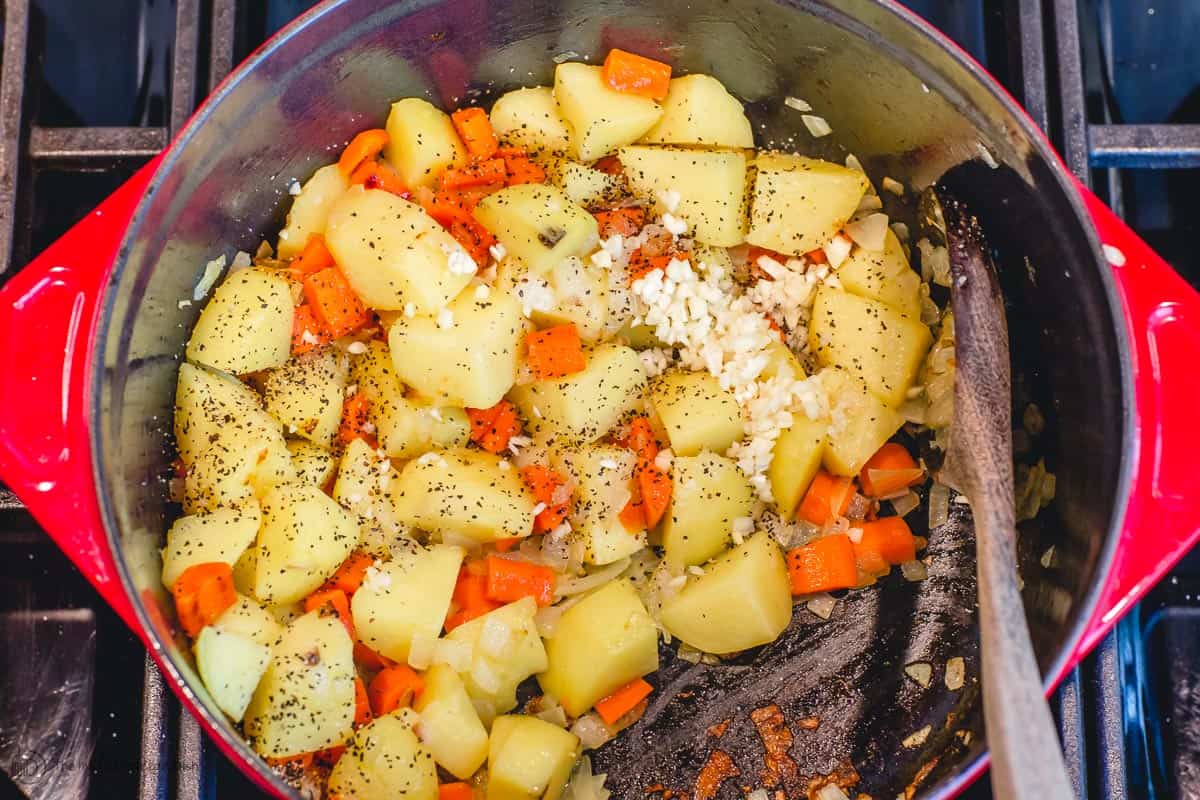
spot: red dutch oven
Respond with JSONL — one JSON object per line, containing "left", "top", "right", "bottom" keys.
{"left": 1, "top": 0, "right": 1198, "bottom": 797}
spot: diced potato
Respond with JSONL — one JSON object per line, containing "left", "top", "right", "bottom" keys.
{"left": 328, "top": 713, "right": 438, "bottom": 800}
{"left": 332, "top": 438, "right": 413, "bottom": 556}
{"left": 660, "top": 532, "right": 792, "bottom": 654}
{"left": 185, "top": 268, "right": 293, "bottom": 374}
{"left": 194, "top": 626, "right": 271, "bottom": 722}
{"left": 768, "top": 415, "right": 829, "bottom": 520}
{"left": 262, "top": 349, "right": 348, "bottom": 446}
{"left": 555, "top": 445, "right": 646, "bottom": 565}
{"left": 325, "top": 187, "right": 474, "bottom": 314}
{"left": 412, "top": 664, "right": 489, "bottom": 779}
{"left": 649, "top": 370, "right": 744, "bottom": 457}
{"left": 392, "top": 448, "right": 536, "bottom": 542}
{"left": 213, "top": 594, "right": 281, "bottom": 647}
{"left": 820, "top": 368, "right": 904, "bottom": 476}
{"left": 616, "top": 322, "right": 667, "bottom": 350}
{"left": 619, "top": 146, "right": 748, "bottom": 247}
{"left": 546, "top": 158, "right": 626, "bottom": 208}
{"left": 538, "top": 580, "right": 658, "bottom": 717}
{"left": 277, "top": 163, "right": 349, "bottom": 259}
{"left": 161, "top": 504, "right": 260, "bottom": 589}
{"left": 639, "top": 74, "right": 754, "bottom": 148}
{"left": 447, "top": 598, "right": 548, "bottom": 718}
{"left": 661, "top": 452, "right": 754, "bottom": 568}
{"left": 808, "top": 285, "right": 932, "bottom": 407}
{"left": 244, "top": 610, "right": 356, "bottom": 757}
{"left": 540, "top": 257, "right": 610, "bottom": 342}
{"left": 488, "top": 715, "right": 580, "bottom": 800}
{"left": 183, "top": 437, "right": 294, "bottom": 515}
{"left": 174, "top": 362, "right": 280, "bottom": 465}
{"left": 254, "top": 483, "right": 359, "bottom": 604}
{"left": 473, "top": 184, "right": 599, "bottom": 276}
{"left": 490, "top": 86, "right": 573, "bottom": 155}
{"left": 286, "top": 440, "right": 337, "bottom": 488}
{"left": 758, "top": 339, "right": 807, "bottom": 382}
{"left": 837, "top": 229, "right": 921, "bottom": 318}
{"left": 351, "top": 544, "right": 463, "bottom": 663}
{"left": 232, "top": 548, "right": 257, "bottom": 596}
{"left": 384, "top": 97, "right": 467, "bottom": 188}
{"left": 510, "top": 343, "right": 646, "bottom": 445}
{"left": 747, "top": 153, "right": 869, "bottom": 255}
{"left": 554, "top": 62, "right": 663, "bottom": 161}
{"left": 387, "top": 287, "right": 524, "bottom": 408}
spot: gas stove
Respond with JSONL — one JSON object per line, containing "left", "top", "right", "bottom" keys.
{"left": 1, "top": 1, "right": 1197, "bottom": 798}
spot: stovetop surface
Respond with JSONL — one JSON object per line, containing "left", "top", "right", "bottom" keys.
{"left": 2, "top": 1, "right": 1199, "bottom": 798}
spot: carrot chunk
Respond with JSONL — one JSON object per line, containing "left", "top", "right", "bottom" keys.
{"left": 796, "top": 470, "right": 856, "bottom": 527}
{"left": 367, "top": 665, "right": 425, "bottom": 716}
{"left": 446, "top": 567, "right": 500, "bottom": 631}
{"left": 594, "top": 207, "right": 645, "bottom": 238}
{"left": 627, "top": 250, "right": 675, "bottom": 284}
{"left": 451, "top": 107, "right": 499, "bottom": 160}
{"left": 502, "top": 153, "right": 546, "bottom": 186}
{"left": 466, "top": 399, "right": 522, "bottom": 454}
{"left": 525, "top": 324, "right": 587, "bottom": 379}
{"left": 592, "top": 155, "right": 624, "bottom": 176}
{"left": 858, "top": 443, "right": 924, "bottom": 498}
{"left": 349, "top": 158, "right": 409, "bottom": 197}
{"left": 338, "top": 128, "right": 389, "bottom": 175}
{"left": 172, "top": 562, "right": 237, "bottom": 638}
{"left": 353, "top": 677, "right": 373, "bottom": 727}
{"left": 325, "top": 551, "right": 375, "bottom": 595}
{"left": 303, "top": 587, "right": 355, "bottom": 638}
{"left": 292, "top": 304, "right": 332, "bottom": 355}
{"left": 289, "top": 234, "right": 336, "bottom": 278}
{"left": 787, "top": 534, "right": 858, "bottom": 595}
{"left": 853, "top": 517, "right": 918, "bottom": 566}
{"left": 353, "top": 641, "right": 396, "bottom": 672}
{"left": 337, "top": 392, "right": 372, "bottom": 446}
{"left": 594, "top": 677, "right": 653, "bottom": 724}
{"left": 442, "top": 158, "right": 508, "bottom": 190}
{"left": 439, "top": 783, "right": 474, "bottom": 800}
{"left": 303, "top": 267, "right": 372, "bottom": 338}
{"left": 519, "top": 464, "right": 572, "bottom": 533}
{"left": 619, "top": 499, "right": 646, "bottom": 532}
{"left": 602, "top": 48, "right": 672, "bottom": 100}
{"left": 493, "top": 537, "right": 521, "bottom": 552}
{"left": 639, "top": 464, "right": 671, "bottom": 529}
{"left": 485, "top": 555, "right": 555, "bottom": 607}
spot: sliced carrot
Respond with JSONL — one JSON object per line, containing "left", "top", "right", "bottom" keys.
{"left": 853, "top": 517, "right": 917, "bottom": 566}
{"left": 353, "top": 641, "right": 396, "bottom": 671}
{"left": 325, "top": 551, "right": 375, "bottom": 595}
{"left": 519, "top": 464, "right": 572, "bottom": 533}
{"left": 592, "top": 155, "right": 624, "bottom": 176}
{"left": 439, "top": 783, "right": 474, "bottom": 800}
{"left": 466, "top": 399, "right": 522, "bottom": 454}
{"left": 619, "top": 499, "right": 646, "bottom": 532}
{"left": 418, "top": 187, "right": 497, "bottom": 266}
{"left": 618, "top": 418, "right": 670, "bottom": 529}
{"left": 349, "top": 158, "right": 409, "bottom": 197}
{"left": 451, "top": 107, "right": 499, "bottom": 160}
{"left": 485, "top": 555, "right": 555, "bottom": 607}
{"left": 806, "top": 248, "right": 828, "bottom": 264}
{"left": 797, "top": 470, "right": 856, "bottom": 527}
{"left": 594, "top": 677, "right": 654, "bottom": 725}
{"left": 858, "top": 443, "right": 924, "bottom": 498}
{"left": 622, "top": 417, "right": 660, "bottom": 460}
{"left": 602, "top": 48, "right": 672, "bottom": 100}
{"left": 446, "top": 567, "right": 500, "bottom": 631}
{"left": 289, "top": 234, "right": 336, "bottom": 278}
{"left": 338, "top": 128, "right": 389, "bottom": 175}
{"left": 594, "top": 207, "right": 645, "bottom": 238}
{"left": 292, "top": 304, "right": 332, "bottom": 355}
{"left": 493, "top": 537, "right": 521, "bottom": 552}
{"left": 303, "top": 267, "right": 372, "bottom": 338}
{"left": 502, "top": 153, "right": 546, "bottom": 186}
{"left": 441, "top": 158, "right": 508, "bottom": 190}
{"left": 367, "top": 665, "right": 424, "bottom": 716}
{"left": 266, "top": 752, "right": 314, "bottom": 769}
{"left": 315, "top": 745, "right": 345, "bottom": 767}
{"left": 337, "top": 392, "right": 372, "bottom": 446}
{"left": 787, "top": 534, "right": 858, "bottom": 595}
{"left": 303, "top": 587, "right": 355, "bottom": 639}
{"left": 639, "top": 464, "right": 671, "bottom": 529}
{"left": 448, "top": 216, "right": 496, "bottom": 268}
{"left": 627, "top": 250, "right": 675, "bottom": 284}
{"left": 526, "top": 324, "right": 587, "bottom": 379}
{"left": 172, "top": 562, "right": 237, "bottom": 638}
{"left": 353, "top": 677, "right": 373, "bottom": 727}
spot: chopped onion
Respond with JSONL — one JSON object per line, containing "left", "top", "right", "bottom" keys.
{"left": 534, "top": 605, "right": 565, "bottom": 638}
{"left": 846, "top": 493, "right": 871, "bottom": 521}
{"left": 890, "top": 490, "right": 921, "bottom": 518}
{"left": 784, "top": 96, "right": 812, "bottom": 112}
{"left": 844, "top": 153, "right": 865, "bottom": 172}
{"left": 891, "top": 221, "right": 910, "bottom": 241}
{"left": 407, "top": 633, "right": 436, "bottom": 670}
{"left": 822, "top": 233, "right": 853, "bottom": 268}
{"left": 193, "top": 254, "right": 226, "bottom": 301}
{"left": 904, "top": 661, "right": 933, "bottom": 688}
{"left": 882, "top": 176, "right": 905, "bottom": 196}
{"left": 816, "top": 785, "right": 850, "bottom": 800}
{"left": 855, "top": 193, "right": 884, "bottom": 213}
{"left": 901, "top": 559, "right": 929, "bottom": 582}
{"left": 806, "top": 593, "right": 837, "bottom": 620}
{"left": 470, "top": 657, "right": 502, "bottom": 694}
{"left": 570, "top": 713, "right": 615, "bottom": 750}
{"left": 945, "top": 656, "right": 966, "bottom": 690}
{"left": 534, "top": 697, "right": 570, "bottom": 728}
{"left": 431, "top": 638, "right": 472, "bottom": 671}
{"left": 677, "top": 643, "right": 704, "bottom": 663}
{"left": 928, "top": 482, "right": 950, "bottom": 529}
{"left": 903, "top": 724, "right": 932, "bottom": 748}
{"left": 845, "top": 213, "right": 890, "bottom": 252}
{"left": 555, "top": 557, "right": 631, "bottom": 597}
{"left": 563, "top": 756, "right": 612, "bottom": 800}
{"left": 801, "top": 114, "right": 832, "bottom": 137}
{"left": 440, "top": 530, "right": 483, "bottom": 556}
{"left": 511, "top": 442, "right": 550, "bottom": 469}
{"left": 478, "top": 616, "right": 516, "bottom": 659}
{"left": 828, "top": 515, "right": 850, "bottom": 535}
{"left": 917, "top": 238, "right": 951, "bottom": 287}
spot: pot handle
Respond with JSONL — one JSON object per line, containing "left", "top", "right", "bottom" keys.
{"left": 0, "top": 158, "right": 161, "bottom": 636}
{"left": 1069, "top": 183, "right": 1200, "bottom": 661}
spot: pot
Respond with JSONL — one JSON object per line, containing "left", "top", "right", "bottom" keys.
{"left": 0, "top": 0, "right": 1196, "bottom": 797}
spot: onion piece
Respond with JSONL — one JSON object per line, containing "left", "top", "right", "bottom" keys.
{"left": 534, "top": 604, "right": 565, "bottom": 638}
{"left": 802, "top": 114, "right": 833, "bottom": 137}
{"left": 845, "top": 213, "right": 889, "bottom": 252}
{"left": 677, "top": 643, "right": 704, "bottom": 663}
{"left": 570, "top": 713, "right": 615, "bottom": 750}
{"left": 816, "top": 784, "right": 850, "bottom": 800}
{"left": 431, "top": 638, "right": 472, "bottom": 671}
{"left": 806, "top": 593, "right": 837, "bottom": 620}
{"left": 193, "top": 254, "right": 226, "bottom": 301}
{"left": 904, "top": 661, "right": 933, "bottom": 688}
{"left": 890, "top": 490, "right": 921, "bottom": 518}
{"left": 901, "top": 559, "right": 929, "bottom": 582}
{"left": 928, "top": 482, "right": 950, "bottom": 529}
{"left": 555, "top": 557, "right": 631, "bottom": 597}
{"left": 440, "top": 530, "right": 483, "bottom": 556}
{"left": 845, "top": 493, "right": 871, "bottom": 521}
{"left": 945, "top": 656, "right": 966, "bottom": 690}
{"left": 563, "top": 756, "right": 612, "bottom": 800}
{"left": 407, "top": 633, "right": 436, "bottom": 670}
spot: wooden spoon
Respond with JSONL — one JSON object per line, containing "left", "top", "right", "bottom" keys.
{"left": 935, "top": 190, "right": 1075, "bottom": 799}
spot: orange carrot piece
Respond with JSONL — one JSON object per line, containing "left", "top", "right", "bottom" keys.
{"left": 853, "top": 517, "right": 917, "bottom": 566}
{"left": 594, "top": 207, "right": 645, "bottom": 238}
{"left": 303, "top": 587, "right": 355, "bottom": 638}
{"left": 787, "top": 534, "right": 858, "bottom": 595}
{"left": 622, "top": 417, "right": 660, "bottom": 460}
{"left": 502, "top": 154, "right": 546, "bottom": 186}
{"left": 290, "top": 234, "right": 336, "bottom": 278}
{"left": 353, "top": 677, "right": 373, "bottom": 727}
{"left": 349, "top": 158, "right": 409, "bottom": 197}
{"left": 337, "top": 392, "right": 372, "bottom": 446}
{"left": 619, "top": 499, "right": 646, "bottom": 532}
{"left": 451, "top": 107, "right": 499, "bottom": 160}
{"left": 485, "top": 555, "right": 555, "bottom": 607}
{"left": 594, "top": 677, "right": 654, "bottom": 725}
{"left": 441, "top": 158, "right": 508, "bottom": 189}
{"left": 439, "top": 783, "right": 474, "bottom": 800}
{"left": 446, "top": 568, "right": 500, "bottom": 631}
{"left": 292, "top": 304, "right": 332, "bottom": 355}
{"left": 466, "top": 399, "right": 522, "bottom": 454}
{"left": 602, "top": 48, "right": 672, "bottom": 100}
{"left": 858, "top": 443, "right": 924, "bottom": 498}
{"left": 172, "top": 562, "right": 237, "bottom": 638}
{"left": 797, "top": 470, "right": 856, "bottom": 527}
{"left": 592, "top": 155, "right": 624, "bottom": 176}
{"left": 266, "top": 752, "right": 314, "bottom": 769}
{"left": 325, "top": 551, "right": 375, "bottom": 595}
{"left": 316, "top": 745, "right": 345, "bottom": 767}
{"left": 338, "top": 128, "right": 389, "bottom": 175}
{"left": 493, "top": 537, "right": 521, "bottom": 553}
{"left": 519, "top": 464, "right": 572, "bottom": 533}
{"left": 367, "top": 665, "right": 425, "bottom": 716}
{"left": 353, "top": 641, "right": 396, "bottom": 672}
{"left": 627, "top": 250, "right": 675, "bottom": 284}
{"left": 525, "top": 324, "right": 587, "bottom": 379}
{"left": 303, "top": 267, "right": 372, "bottom": 338}
{"left": 639, "top": 464, "right": 671, "bottom": 529}
{"left": 806, "top": 248, "right": 828, "bottom": 264}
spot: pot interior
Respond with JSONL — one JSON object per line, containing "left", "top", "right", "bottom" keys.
{"left": 94, "top": 0, "right": 1127, "bottom": 796}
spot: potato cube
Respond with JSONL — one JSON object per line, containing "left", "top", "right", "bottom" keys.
{"left": 447, "top": 598, "right": 548, "bottom": 718}
{"left": 194, "top": 626, "right": 271, "bottom": 722}
{"left": 660, "top": 532, "right": 792, "bottom": 654}
{"left": 328, "top": 714, "right": 438, "bottom": 800}
{"left": 412, "top": 664, "right": 490, "bottom": 779}
{"left": 538, "top": 579, "right": 659, "bottom": 717}
{"left": 351, "top": 544, "right": 463, "bottom": 663}
{"left": 490, "top": 86, "right": 572, "bottom": 155}
{"left": 537, "top": 257, "right": 610, "bottom": 342}
{"left": 808, "top": 285, "right": 932, "bottom": 407}
{"left": 546, "top": 158, "right": 626, "bottom": 208}
{"left": 262, "top": 348, "right": 348, "bottom": 446}
{"left": 161, "top": 504, "right": 261, "bottom": 589}
{"left": 174, "top": 362, "right": 280, "bottom": 466}
{"left": 384, "top": 97, "right": 467, "bottom": 188}
{"left": 286, "top": 440, "right": 337, "bottom": 488}
{"left": 821, "top": 368, "right": 904, "bottom": 476}
{"left": 387, "top": 287, "right": 524, "bottom": 408}
{"left": 473, "top": 184, "right": 599, "bottom": 276}
{"left": 768, "top": 415, "right": 829, "bottom": 520}
{"left": 639, "top": 74, "right": 754, "bottom": 148}
{"left": 619, "top": 146, "right": 748, "bottom": 247}
{"left": 186, "top": 268, "right": 293, "bottom": 374}
{"left": 213, "top": 594, "right": 281, "bottom": 647}
{"left": 183, "top": 437, "right": 294, "bottom": 515}
{"left": 649, "top": 370, "right": 744, "bottom": 456}
{"left": 554, "top": 62, "right": 663, "bottom": 161}
{"left": 555, "top": 445, "right": 646, "bottom": 565}
{"left": 277, "top": 163, "right": 349, "bottom": 258}
{"left": 747, "top": 153, "right": 869, "bottom": 255}
{"left": 255, "top": 483, "right": 359, "bottom": 604}
{"left": 392, "top": 448, "right": 536, "bottom": 542}
{"left": 661, "top": 452, "right": 754, "bottom": 568}
{"left": 332, "top": 437, "right": 412, "bottom": 557}
{"left": 487, "top": 715, "right": 580, "bottom": 800}
{"left": 837, "top": 228, "right": 921, "bottom": 318}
